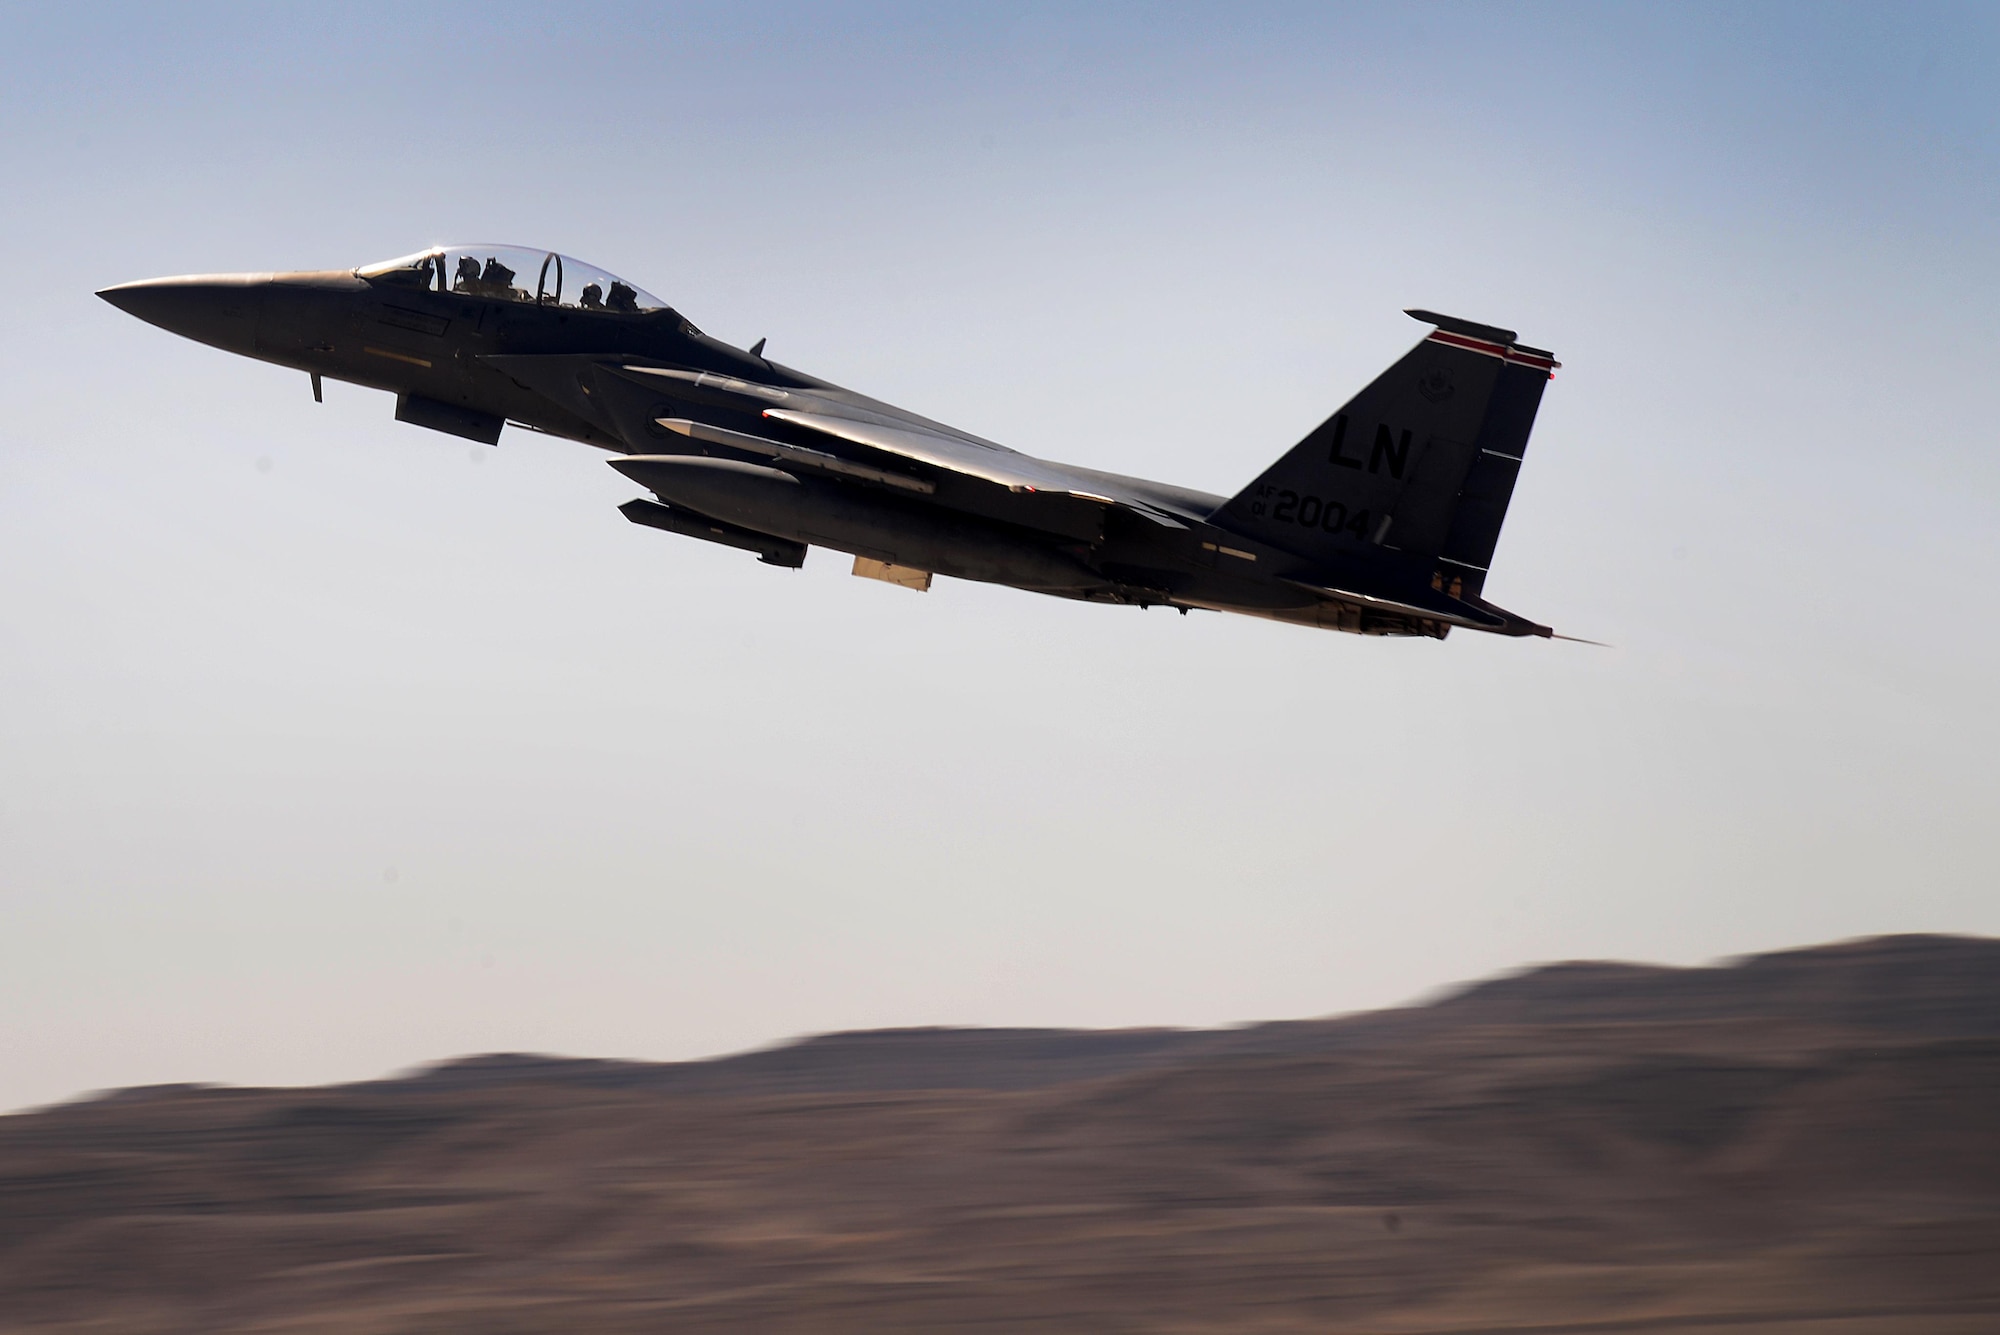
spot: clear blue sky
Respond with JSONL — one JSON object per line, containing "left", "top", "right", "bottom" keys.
{"left": 3, "top": 2, "right": 1997, "bottom": 1110}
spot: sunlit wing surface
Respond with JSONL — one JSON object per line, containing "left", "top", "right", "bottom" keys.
{"left": 761, "top": 408, "right": 1191, "bottom": 528}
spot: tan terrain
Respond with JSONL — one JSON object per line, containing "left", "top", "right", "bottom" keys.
{"left": 3, "top": 934, "right": 1997, "bottom": 1333}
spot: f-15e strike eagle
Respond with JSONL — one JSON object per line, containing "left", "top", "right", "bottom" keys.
{"left": 101, "top": 244, "right": 1566, "bottom": 639}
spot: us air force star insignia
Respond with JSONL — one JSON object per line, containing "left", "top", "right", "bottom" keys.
{"left": 1417, "top": 367, "right": 1455, "bottom": 403}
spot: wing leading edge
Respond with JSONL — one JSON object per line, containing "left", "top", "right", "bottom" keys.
{"left": 753, "top": 408, "right": 1192, "bottom": 529}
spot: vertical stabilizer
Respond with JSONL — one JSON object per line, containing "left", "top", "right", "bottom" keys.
{"left": 1216, "top": 312, "right": 1557, "bottom": 598}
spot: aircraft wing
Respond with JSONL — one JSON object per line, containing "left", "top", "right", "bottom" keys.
{"left": 760, "top": 408, "right": 1191, "bottom": 529}
{"left": 608, "top": 362, "right": 1197, "bottom": 529}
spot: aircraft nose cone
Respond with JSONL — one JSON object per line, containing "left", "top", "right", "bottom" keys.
{"left": 98, "top": 273, "right": 269, "bottom": 354}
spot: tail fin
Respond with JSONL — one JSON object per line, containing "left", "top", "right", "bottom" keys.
{"left": 1215, "top": 311, "right": 1557, "bottom": 599}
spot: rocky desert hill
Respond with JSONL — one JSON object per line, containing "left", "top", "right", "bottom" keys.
{"left": 4, "top": 934, "right": 1998, "bottom": 1333}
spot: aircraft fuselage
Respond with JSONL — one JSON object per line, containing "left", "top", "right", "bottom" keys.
{"left": 101, "top": 245, "right": 1563, "bottom": 639}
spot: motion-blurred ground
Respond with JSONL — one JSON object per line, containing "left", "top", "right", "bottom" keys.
{"left": 4, "top": 935, "right": 1998, "bottom": 1333}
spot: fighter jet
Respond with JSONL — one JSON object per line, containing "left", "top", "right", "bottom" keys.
{"left": 100, "top": 244, "right": 1566, "bottom": 639}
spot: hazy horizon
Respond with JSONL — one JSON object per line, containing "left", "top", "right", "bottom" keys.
{"left": 5, "top": 1, "right": 1999, "bottom": 1113}
{"left": 33, "top": 928, "right": 1971, "bottom": 1112}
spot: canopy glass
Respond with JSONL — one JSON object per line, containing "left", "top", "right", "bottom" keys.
{"left": 357, "top": 245, "right": 668, "bottom": 313}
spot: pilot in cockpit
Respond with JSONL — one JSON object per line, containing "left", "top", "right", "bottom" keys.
{"left": 480, "top": 257, "right": 517, "bottom": 295}
{"left": 454, "top": 256, "right": 482, "bottom": 293}
{"left": 579, "top": 282, "right": 604, "bottom": 310}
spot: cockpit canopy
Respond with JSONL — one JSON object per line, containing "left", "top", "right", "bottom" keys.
{"left": 356, "top": 245, "right": 669, "bottom": 314}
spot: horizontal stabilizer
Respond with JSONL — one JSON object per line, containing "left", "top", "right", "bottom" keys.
{"left": 1279, "top": 577, "right": 1509, "bottom": 631}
